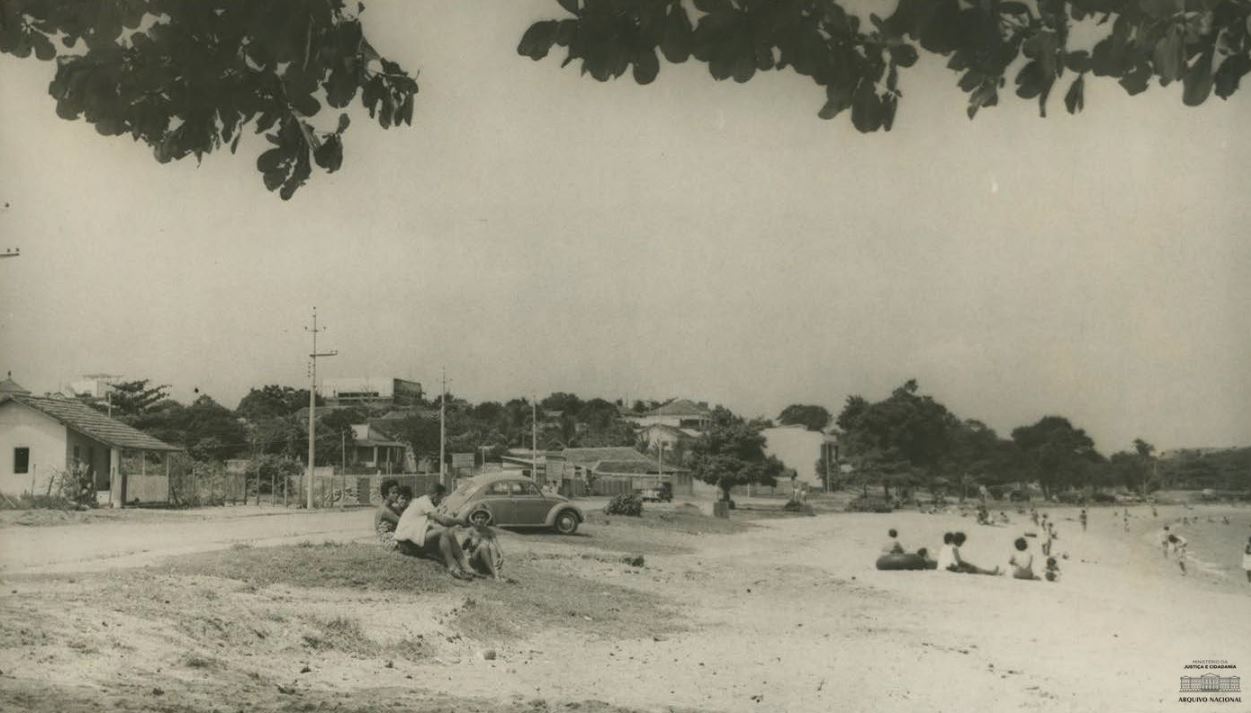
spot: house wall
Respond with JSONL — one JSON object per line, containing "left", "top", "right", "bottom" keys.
{"left": 0, "top": 402, "right": 67, "bottom": 497}
{"left": 64, "top": 429, "right": 112, "bottom": 491}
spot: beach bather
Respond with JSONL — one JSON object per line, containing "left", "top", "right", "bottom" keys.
{"left": 882, "top": 529, "right": 904, "bottom": 555}
{"left": 940, "top": 532, "right": 1000, "bottom": 576}
{"left": 1242, "top": 537, "right": 1251, "bottom": 584}
{"left": 1009, "top": 537, "right": 1037, "bottom": 580}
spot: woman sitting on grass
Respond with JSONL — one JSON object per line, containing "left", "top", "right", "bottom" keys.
{"left": 374, "top": 478, "right": 403, "bottom": 550}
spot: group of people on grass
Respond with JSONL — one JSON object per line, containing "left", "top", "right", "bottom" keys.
{"left": 882, "top": 526, "right": 1060, "bottom": 581}
{"left": 374, "top": 479, "right": 503, "bottom": 581}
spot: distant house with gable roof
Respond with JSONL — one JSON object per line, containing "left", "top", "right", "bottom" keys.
{"left": 0, "top": 375, "right": 182, "bottom": 506}
{"left": 624, "top": 399, "right": 713, "bottom": 431}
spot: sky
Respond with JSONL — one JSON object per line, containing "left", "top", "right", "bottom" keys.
{"left": 1, "top": 1, "right": 1249, "bottom": 453}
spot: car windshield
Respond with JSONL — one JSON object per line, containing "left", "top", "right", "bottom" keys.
{"left": 441, "top": 479, "right": 481, "bottom": 513}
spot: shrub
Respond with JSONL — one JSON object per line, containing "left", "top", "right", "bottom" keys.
{"left": 1091, "top": 492, "right": 1116, "bottom": 504}
{"left": 604, "top": 493, "right": 643, "bottom": 517}
{"left": 848, "top": 496, "right": 893, "bottom": 513}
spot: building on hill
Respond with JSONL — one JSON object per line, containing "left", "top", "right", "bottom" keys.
{"left": 0, "top": 387, "right": 182, "bottom": 506}
{"left": 321, "top": 377, "right": 423, "bottom": 408}
{"left": 66, "top": 373, "right": 123, "bottom": 399}
{"left": 624, "top": 399, "right": 713, "bottom": 431}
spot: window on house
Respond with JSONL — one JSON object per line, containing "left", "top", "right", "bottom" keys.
{"left": 14, "top": 447, "right": 29, "bottom": 474}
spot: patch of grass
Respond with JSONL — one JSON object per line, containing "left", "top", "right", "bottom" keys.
{"left": 160, "top": 542, "right": 455, "bottom": 594}
{"left": 154, "top": 542, "right": 678, "bottom": 642}
{"left": 303, "top": 616, "right": 374, "bottom": 655}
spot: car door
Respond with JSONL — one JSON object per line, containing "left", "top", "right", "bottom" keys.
{"left": 511, "top": 480, "right": 552, "bottom": 525}
{"left": 478, "top": 481, "right": 515, "bottom": 525}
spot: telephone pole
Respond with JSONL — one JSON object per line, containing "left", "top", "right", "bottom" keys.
{"left": 531, "top": 396, "right": 538, "bottom": 481}
{"left": 439, "top": 368, "right": 447, "bottom": 488}
{"left": 305, "top": 307, "right": 337, "bottom": 509}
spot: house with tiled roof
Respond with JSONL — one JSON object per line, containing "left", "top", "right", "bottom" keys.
{"left": 624, "top": 399, "right": 713, "bottom": 431}
{"left": 545, "top": 446, "right": 693, "bottom": 497}
{"left": 0, "top": 381, "right": 181, "bottom": 506}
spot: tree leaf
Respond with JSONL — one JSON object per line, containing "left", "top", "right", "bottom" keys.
{"left": 1182, "top": 50, "right": 1214, "bottom": 105}
{"left": 518, "top": 20, "right": 559, "bottom": 61}
{"left": 1064, "top": 74, "right": 1085, "bottom": 113}
{"left": 851, "top": 81, "right": 882, "bottom": 132}
{"left": 818, "top": 78, "right": 854, "bottom": 119}
{"left": 633, "top": 47, "right": 659, "bottom": 84}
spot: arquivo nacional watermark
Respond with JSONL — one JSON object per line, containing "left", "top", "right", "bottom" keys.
{"left": 1178, "top": 659, "right": 1241, "bottom": 704}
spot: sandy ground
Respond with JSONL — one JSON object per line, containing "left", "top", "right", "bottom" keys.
{"left": 1, "top": 502, "right": 1249, "bottom": 712}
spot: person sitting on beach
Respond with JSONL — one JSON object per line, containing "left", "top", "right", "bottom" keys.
{"left": 882, "top": 529, "right": 905, "bottom": 554}
{"left": 374, "top": 478, "right": 402, "bottom": 550}
{"left": 461, "top": 523, "right": 505, "bottom": 580}
{"left": 1009, "top": 537, "right": 1037, "bottom": 580}
{"left": 1044, "top": 556, "right": 1060, "bottom": 582}
{"left": 916, "top": 547, "right": 937, "bottom": 569}
{"left": 394, "top": 483, "right": 478, "bottom": 580}
{"left": 943, "top": 532, "right": 1001, "bottom": 576}
{"left": 1242, "top": 537, "right": 1251, "bottom": 584}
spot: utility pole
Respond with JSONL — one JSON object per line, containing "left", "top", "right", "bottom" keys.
{"left": 439, "top": 368, "right": 449, "bottom": 489}
{"left": 531, "top": 396, "right": 538, "bottom": 482}
{"left": 305, "top": 307, "right": 337, "bottom": 510}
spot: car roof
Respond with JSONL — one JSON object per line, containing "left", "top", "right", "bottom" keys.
{"left": 459, "top": 473, "right": 533, "bottom": 487}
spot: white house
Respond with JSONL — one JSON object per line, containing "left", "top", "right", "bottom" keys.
{"left": 761, "top": 424, "right": 838, "bottom": 488}
{"left": 0, "top": 383, "right": 182, "bottom": 506}
{"left": 624, "top": 399, "right": 713, "bottom": 431}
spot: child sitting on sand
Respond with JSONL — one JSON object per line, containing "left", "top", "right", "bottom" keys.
{"left": 882, "top": 529, "right": 905, "bottom": 554}
{"left": 1044, "top": 557, "right": 1060, "bottom": 582}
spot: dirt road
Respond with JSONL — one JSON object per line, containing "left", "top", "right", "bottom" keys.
{"left": 0, "top": 507, "right": 370, "bottom": 574}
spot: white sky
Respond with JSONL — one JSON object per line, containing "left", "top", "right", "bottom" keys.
{"left": 1, "top": 1, "right": 1249, "bottom": 452}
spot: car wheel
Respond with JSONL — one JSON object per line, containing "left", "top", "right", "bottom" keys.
{"left": 468, "top": 509, "right": 492, "bottom": 527}
{"left": 554, "top": 509, "right": 579, "bottom": 535}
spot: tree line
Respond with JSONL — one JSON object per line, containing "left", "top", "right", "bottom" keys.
{"left": 74, "top": 378, "right": 1246, "bottom": 499}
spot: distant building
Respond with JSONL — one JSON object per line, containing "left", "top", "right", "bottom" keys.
{"left": 624, "top": 399, "right": 713, "bottom": 431}
{"left": 761, "top": 425, "right": 838, "bottom": 488}
{"left": 0, "top": 385, "right": 181, "bottom": 506}
{"left": 321, "top": 377, "right": 423, "bottom": 408}
{"left": 545, "top": 446, "right": 693, "bottom": 497}
{"left": 640, "top": 423, "right": 701, "bottom": 450}
{"left": 66, "top": 373, "right": 123, "bottom": 399}
{"left": 347, "top": 421, "right": 413, "bottom": 474}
